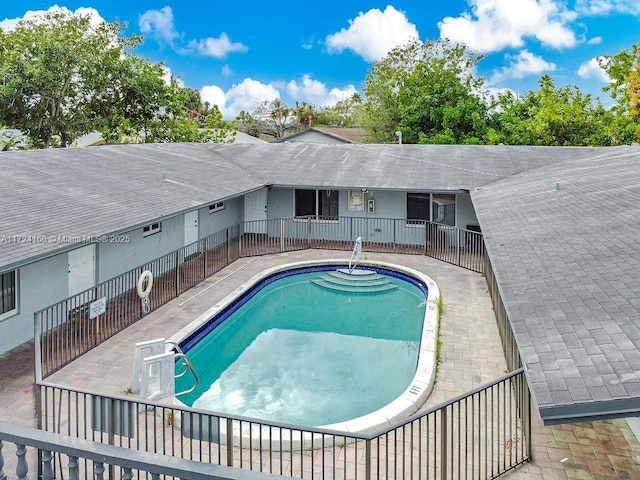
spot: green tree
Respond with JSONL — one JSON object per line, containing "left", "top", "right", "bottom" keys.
{"left": 0, "top": 11, "right": 141, "bottom": 147}
{"left": 93, "top": 56, "right": 172, "bottom": 143}
{"left": 0, "top": 10, "right": 234, "bottom": 148}
{"left": 600, "top": 43, "right": 640, "bottom": 142}
{"left": 142, "top": 80, "right": 236, "bottom": 143}
{"left": 293, "top": 101, "right": 316, "bottom": 130}
{"left": 362, "top": 39, "right": 489, "bottom": 144}
{"left": 495, "top": 75, "right": 617, "bottom": 146}
{"left": 315, "top": 93, "right": 365, "bottom": 127}
{"left": 253, "top": 99, "right": 294, "bottom": 138}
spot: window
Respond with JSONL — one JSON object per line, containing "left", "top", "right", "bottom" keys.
{"left": 432, "top": 194, "right": 456, "bottom": 226}
{"left": 406, "top": 193, "right": 430, "bottom": 224}
{"left": 295, "top": 189, "right": 339, "bottom": 219}
{"left": 0, "top": 270, "right": 17, "bottom": 318}
{"left": 142, "top": 222, "right": 162, "bottom": 237}
{"left": 208, "top": 201, "right": 225, "bottom": 213}
{"left": 406, "top": 193, "right": 456, "bottom": 225}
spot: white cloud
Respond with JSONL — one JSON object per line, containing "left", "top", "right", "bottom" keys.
{"left": 325, "top": 6, "right": 419, "bottom": 62}
{"left": 1, "top": 5, "right": 105, "bottom": 31}
{"left": 225, "top": 79, "right": 280, "bottom": 116}
{"left": 138, "top": 6, "right": 180, "bottom": 46}
{"left": 489, "top": 50, "right": 556, "bottom": 84}
{"left": 287, "top": 75, "right": 357, "bottom": 107}
{"left": 201, "top": 76, "right": 360, "bottom": 119}
{"left": 161, "top": 66, "right": 185, "bottom": 87}
{"left": 202, "top": 78, "right": 280, "bottom": 119}
{"left": 200, "top": 85, "right": 227, "bottom": 110}
{"left": 575, "top": 0, "right": 640, "bottom": 15}
{"left": 587, "top": 36, "right": 603, "bottom": 45}
{"left": 439, "top": 0, "right": 578, "bottom": 52}
{"left": 222, "top": 65, "right": 233, "bottom": 77}
{"left": 577, "top": 57, "right": 611, "bottom": 82}
{"left": 139, "top": 7, "right": 247, "bottom": 58}
{"left": 187, "top": 33, "right": 248, "bottom": 58}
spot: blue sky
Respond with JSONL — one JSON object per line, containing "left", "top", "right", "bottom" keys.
{"left": 2, "top": 1, "right": 640, "bottom": 118}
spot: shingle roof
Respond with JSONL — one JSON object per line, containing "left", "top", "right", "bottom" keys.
{"left": 0, "top": 143, "right": 600, "bottom": 269}
{"left": 223, "top": 143, "right": 598, "bottom": 191}
{"left": 274, "top": 127, "right": 367, "bottom": 144}
{"left": 0, "top": 143, "right": 265, "bottom": 269}
{"left": 472, "top": 145, "right": 640, "bottom": 424}
{"left": 2, "top": 141, "right": 640, "bottom": 424}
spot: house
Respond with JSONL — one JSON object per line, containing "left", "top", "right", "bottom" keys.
{"left": 1, "top": 142, "right": 640, "bottom": 428}
{"left": 274, "top": 127, "right": 367, "bottom": 144}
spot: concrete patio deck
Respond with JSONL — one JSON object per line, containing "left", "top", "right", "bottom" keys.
{"left": 1, "top": 250, "right": 640, "bottom": 478}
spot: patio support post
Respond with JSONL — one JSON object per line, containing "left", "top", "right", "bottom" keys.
{"left": 226, "top": 421, "right": 234, "bottom": 467}
{"left": 365, "top": 439, "right": 372, "bottom": 480}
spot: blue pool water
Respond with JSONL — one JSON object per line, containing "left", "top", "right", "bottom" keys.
{"left": 177, "top": 266, "right": 427, "bottom": 427}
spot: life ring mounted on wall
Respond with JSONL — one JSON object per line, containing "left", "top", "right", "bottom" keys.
{"left": 137, "top": 270, "right": 154, "bottom": 299}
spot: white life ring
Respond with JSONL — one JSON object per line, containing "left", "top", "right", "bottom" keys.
{"left": 136, "top": 270, "right": 153, "bottom": 299}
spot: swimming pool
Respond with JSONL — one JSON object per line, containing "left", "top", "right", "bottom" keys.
{"left": 169, "top": 259, "right": 440, "bottom": 435}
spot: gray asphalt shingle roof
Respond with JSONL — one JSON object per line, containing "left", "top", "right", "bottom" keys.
{"left": 3, "top": 142, "right": 640, "bottom": 425}
{"left": 0, "top": 143, "right": 605, "bottom": 269}
{"left": 0, "top": 143, "right": 265, "bottom": 268}
{"left": 472, "top": 145, "right": 640, "bottom": 424}
{"left": 223, "top": 143, "right": 598, "bottom": 191}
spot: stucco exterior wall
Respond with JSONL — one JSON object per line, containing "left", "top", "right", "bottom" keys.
{"left": 0, "top": 252, "right": 69, "bottom": 353}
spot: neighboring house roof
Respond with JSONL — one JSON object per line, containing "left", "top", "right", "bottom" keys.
{"left": 232, "top": 131, "right": 268, "bottom": 144}
{"left": 70, "top": 130, "right": 267, "bottom": 147}
{"left": 274, "top": 127, "right": 367, "bottom": 144}
{"left": 3, "top": 142, "right": 640, "bottom": 426}
{"left": 472, "top": 145, "right": 640, "bottom": 424}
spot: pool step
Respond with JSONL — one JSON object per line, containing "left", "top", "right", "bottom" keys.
{"left": 328, "top": 270, "right": 385, "bottom": 281}
{"left": 311, "top": 269, "right": 398, "bottom": 293}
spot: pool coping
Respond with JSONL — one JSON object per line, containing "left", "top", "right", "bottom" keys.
{"left": 168, "top": 259, "right": 441, "bottom": 438}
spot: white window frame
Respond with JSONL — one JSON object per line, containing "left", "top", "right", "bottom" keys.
{"left": 0, "top": 269, "right": 18, "bottom": 321}
{"left": 142, "top": 222, "right": 162, "bottom": 237}
{"left": 208, "top": 201, "right": 225, "bottom": 214}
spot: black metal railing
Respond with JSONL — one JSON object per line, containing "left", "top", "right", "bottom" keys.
{"left": 32, "top": 369, "right": 529, "bottom": 480}
{"left": 25, "top": 215, "right": 534, "bottom": 479}
{"left": 0, "top": 421, "right": 289, "bottom": 480}
{"left": 35, "top": 217, "right": 484, "bottom": 378}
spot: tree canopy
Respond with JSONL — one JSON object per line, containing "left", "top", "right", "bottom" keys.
{"left": 363, "top": 39, "right": 490, "bottom": 144}
{"left": 360, "top": 38, "right": 640, "bottom": 146}
{"left": 600, "top": 43, "right": 640, "bottom": 142}
{"left": 493, "top": 75, "right": 616, "bottom": 146}
{"left": 0, "top": 10, "right": 235, "bottom": 148}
